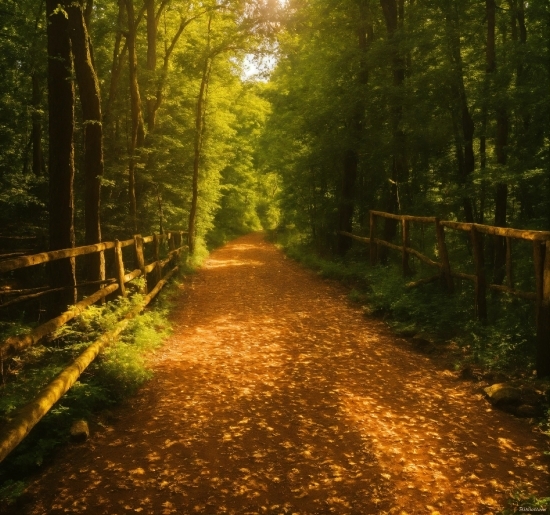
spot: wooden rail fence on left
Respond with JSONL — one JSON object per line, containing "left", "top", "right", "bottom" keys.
{"left": 0, "top": 230, "right": 187, "bottom": 463}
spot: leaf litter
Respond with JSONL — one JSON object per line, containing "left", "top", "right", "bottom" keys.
{"left": 14, "top": 233, "right": 550, "bottom": 514}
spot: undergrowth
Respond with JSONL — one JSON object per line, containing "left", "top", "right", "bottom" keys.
{"left": 280, "top": 233, "right": 539, "bottom": 375}
{"left": 0, "top": 271, "right": 189, "bottom": 507}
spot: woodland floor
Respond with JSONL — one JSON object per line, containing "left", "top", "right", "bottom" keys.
{"left": 14, "top": 232, "right": 550, "bottom": 515}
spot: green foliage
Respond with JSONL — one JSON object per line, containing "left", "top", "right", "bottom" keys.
{"left": 0, "top": 480, "right": 27, "bottom": 506}
{"left": 499, "top": 487, "right": 550, "bottom": 515}
{"left": 0, "top": 283, "right": 173, "bottom": 504}
{"left": 279, "top": 230, "right": 539, "bottom": 375}
{"left": 264, "top": 0, "right": 550, "bottom": 255}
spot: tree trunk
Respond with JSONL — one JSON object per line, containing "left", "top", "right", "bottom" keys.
{"left": 125, "top": 0, "right": 145, "bottom": 233}
{"left": 188, "top": 14, "right": 213, "bottom": 255}
{"left": 46, "top": 0, "right": 76, "bottom": 312}
{"left": 444, "top": 1, "right": 474, "bottom": 223}
{"left": 31, "top": 73, "right": 45, "bottom": 176}
{"left": 84, "top": 0, "right": 94, "bottom": 27}
{"left": 67, "top": 1, "right": 105, "bottom": 283}
{"left": 146, "top": 0, "right": 157, "bottom": 132}
{"left": 188, "top": 55, "right": 212, "bottom": 255}
{"left": 104, "top": 0, "right": 126, "bottom": 127}
{"left": 337, "top": 149, "right": 358, "bottom": 255}
{"left": 486, "top": 0, "right": 509, "bottom": 284}
{"left": 511, "top": 0, "right": 532, "bottom": 221}
{"left": 336, "top": 2, "right": 372, "bottom": 256}
{"left": 380, "top": 0, "right": 407, "bottom": 262}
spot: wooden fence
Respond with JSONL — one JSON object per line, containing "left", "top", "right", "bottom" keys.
{"left": 341, "top": 210, "right": 550, "bottom": 377}
{"left": 0, "top": 230, "right": 187, "bottom": 462}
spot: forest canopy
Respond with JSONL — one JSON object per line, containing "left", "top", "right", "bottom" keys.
{"left": 0, "top": 0, "right": 279, "bottom": 261}
{"left": 0, "top": 0, "right": 548, "bottom": 261}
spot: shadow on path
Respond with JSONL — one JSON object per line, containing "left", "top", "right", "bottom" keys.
{"left": 20, "top": 233, "right": 549, "bottom": 514}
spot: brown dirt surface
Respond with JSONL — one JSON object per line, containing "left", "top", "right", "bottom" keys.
{"left": 14, "top": 233, "right": 550, "bottom": 514}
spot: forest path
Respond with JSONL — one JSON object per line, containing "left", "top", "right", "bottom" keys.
{"left": 21, "top": 233, "right": 549, "bottom": 515}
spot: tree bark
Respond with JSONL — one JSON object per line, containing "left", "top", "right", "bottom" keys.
{"left": 67, "top": 1, "right": 105, "bottom": 283}
{"left": 336, "top": 2, "right": 372, "bottom": 256}
{"left": 146, "top": 0, "right": 157, "bottom": 131}
{"left": 125, "top": 0, "right": 145, "bottom": 233}
{"left": 104, "top": 0, "right": 126, "bottom": 127}
{"left": 84, "top": 0, "right": 93, "bottom": 27}
{"left": 46, "top": 0, "right": 76, "bottom": 312}
{"left": 188, "top": 55, "right": 212, "bottom": 255}
{"left": 380, "top": 0, "right": 407, "bottom": 261}
{"left": 31, "top": 73, "right": 45, "bottom": 176}
{"left": 486, "top": 0, "right": 509, "bottom": 284}
{"left": 188, "top": 14, "right": 213, "bottom": 254}
{"left": 337, "top": 149, "right": 358, "bottom": 255}
{"left": 444, "top": 1, "right": 474, "bottom": 223}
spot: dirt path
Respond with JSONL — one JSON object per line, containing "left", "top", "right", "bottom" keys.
{"left": 19, "top": 233, "right": 549, "bottom": 514}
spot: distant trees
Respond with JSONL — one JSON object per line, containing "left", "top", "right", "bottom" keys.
{"left": 0, "top": 0, "right": 279, "bottom": 280}
{"left": 264, "top": 0, "right": 550, "bottom": 257}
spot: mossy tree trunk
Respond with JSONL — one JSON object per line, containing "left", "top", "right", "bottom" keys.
{"left": 46, "top": 0, "right": 76, "bottom": 313}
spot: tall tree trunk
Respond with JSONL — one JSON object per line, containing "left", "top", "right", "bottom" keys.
{"left": 29, "top": 2, "right": 46, "bottom": 177}
{"left": 380, "top": 0, "right": 407, "bottom": 261}
{"left": 31, "top": 73, "right": 45, "bottom": 176}
{"left": 146, "top": 0, "right": 157, "bottom": 132}
{"left": 511, "top": 0, "right": 532, "bottom": 220}
{"left": 188, "top": 14, "right": 213, "bottom": 254}
{"left": 125, "top": 0, "right": 145, "bottom": 233}
{"left": 104, "top": 0, "right": 125, "bottom": 127}
{"left": 486, "top": 0, "right": 509, "bottom": 284}
{"left": 67, "top": 1, "right": 105, "bottom": 282}
{"left": 337, "top": 1, "right": 372, "bottom": 256}
{"left": 84, "top": 0, "right": 94, "bottom": 27}
{"left": 337, "top": 149, "right": 358, "bottom": 255}
{"left": 46, "top": 0, "right": 76, "bottom": 312}
{"left": 444, "top": 1, "right": 475, "bottom": 223}
{"left": 188, "top": 56, "right": 212, "bottom": 255}
{"left": 105, "top": 2, "right": 147, "bottom": 128}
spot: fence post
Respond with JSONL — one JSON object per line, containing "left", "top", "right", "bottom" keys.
{"left": 168, "top": 232, "right": 175, "bottom": 252}
{"left": 534, "top": 241, "right": 550, "bottom": 377}
{"left": 506, "top": 237, "right": 513, "bottom": 288}
{"left": 114, "top": 240, "right": 126, "bottom": 297}
{"left": 470, "top": 225, "right": 487, "bottom": 321}
{"left": 369, "top": 212, "right": 377, "bottom": 266}
{"left": 99, "top": 249, "right": 106, "bottom": 305}
{"left": 401, "top": 218, "right": 412, "bottom": 277}
{"left": 134, "top": 234, "right": 147, "bottom": 294}
{"left": 153, "top": 233, "right": 161, "bottom": 285}
{"left": 435, "top": 218, "right": 454, "bottom": 293}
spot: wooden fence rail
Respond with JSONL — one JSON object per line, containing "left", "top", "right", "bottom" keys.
{"left": 341, "top": 210, "right": 550, "bottom": 377}
{"left": 0, "top": 230, "right": 187, "bottom": 463}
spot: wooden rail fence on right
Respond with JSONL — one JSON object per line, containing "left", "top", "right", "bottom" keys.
{"left": 340, "top": 211, "right": 550, "bottom": 377}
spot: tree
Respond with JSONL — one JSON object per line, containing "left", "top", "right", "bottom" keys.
{"left": 442, "top": 0, "right": 475, "bottom": 223}
{"left": 67, "top": 0, "right": 105, "bottom": 282}
{"left": 125, "top": 0, "right": 146, "bottom": 233}
{"left": 46, "top": 0, "right": 76, "bottom": 310}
